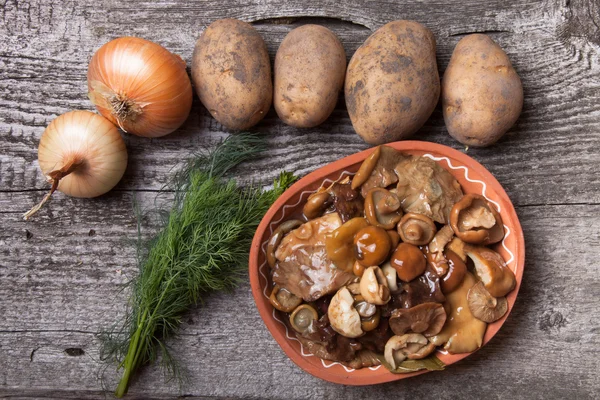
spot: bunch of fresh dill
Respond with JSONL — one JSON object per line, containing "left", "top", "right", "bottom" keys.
{"left": 101, "top": 134, "right": 295, "bottom": 397}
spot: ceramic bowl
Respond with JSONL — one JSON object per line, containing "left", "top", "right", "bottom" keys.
{"left": 249, "top": 141, "right": 524, "bottom": 385}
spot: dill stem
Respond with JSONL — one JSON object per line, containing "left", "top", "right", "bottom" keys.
{"left": 115, "top": 308, "right": 148, "bottom": 398}
{"left": 115, "top": 271, "right": 180, "bottom": 397}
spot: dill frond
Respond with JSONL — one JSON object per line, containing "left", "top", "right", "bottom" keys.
{"left": 101, "top": 134, "right": 296, "bottom": 397}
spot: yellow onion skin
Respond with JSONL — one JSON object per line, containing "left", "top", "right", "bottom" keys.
{"left": 38, "top": 110, "right": 128, "bottom": 198}
{"left": 87, "top": 37, "right": 193, "bottom": 138}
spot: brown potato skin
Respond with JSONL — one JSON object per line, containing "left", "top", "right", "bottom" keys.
{"left": 442, "top": 34, "right": 523, "bottom": 147}
{"left": 345, "top": 20, "right": 440, "bottom": 145}
{"left": 192, "top": 19, "right": 272, "bottom": 130}
{"left": 274, "top": 25, "right": 346, "bottom": 128}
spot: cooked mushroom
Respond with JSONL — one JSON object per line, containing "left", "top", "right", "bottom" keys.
{"left": 364, "top": 188, "right": 403, "bottom": 230}
{"left": 389, "top": 302, "right": 447, "bottom": 337}
{"left": 269, "top": 285, "right": 303, "bottom": 312}
{"left": 303, "top": 191, "right": 331, "bottom": 220}
{"left": 346, "top": 282, "right": 362, "bottom": 296}
{"left": 353, "top": 260, "right": 366, "bottom": 277}
{"left": 352, "top": 145, "right": 381, "bottom": 190}
{"left": 397, "top": 213, "right": 437, "bottom": 246}
{"left": 441, "top": 249, "right": 467, "bottom": 294}
{"left": 290, "top": 304, "right": 319, "bottom": 334}
{"left": 450, "top": 194, "right": 504, "bottom": 245}
{"left": 467, "top": 281, "right": 508, "bottom": 323}
{"left": 266, "top": 219, "right": 303, "bottom": 268}
{"left": 384, "top": 333, "right": 436, "bottom": 368}
{"left": 328, "top": 287, "right": 364, "bottom": 338}
{"left": 325, "top": 217, "right": 369, "bottom": 272}
{"left": 429, "top": 225, "right": 454, "bottom": 253}
{"left": 390, "top": 243, "right": 426, "bottom": 282}
{"left": 394, "top": 155, "right": 463, "bottom": 224}
{"left": 423, "top": 243, "right": 450, "bottom": 277}
{"left": 354, "top": 226, "right": 392, "bottom": 267}
{"left": 430, "top": 272, "right": 487, "bottom": 354}
{"left": 467, "top": 246, "right": 516, "bottom": 297}
{"left": 386, "top": 230, "right": 400, "bottom": 251}
{"left": 381, "top": 261, "right": 398, "bottom": 292}
{"left": 359, "top": 266, "right": 391, "bottom": 305}
{"left": 354, "top": 146, "right": 408, "bottom": 197}
{"left": 360, "top": 308, "right": 381, "bottom": 332}
{"left": 353, "top": 294, "right": 381, "bottom": 332}
{"left": 353, "top": 295, "right": 377, "bottom": 318}
{"left": 447, "top": 237, "right": 468, "bottom": 262}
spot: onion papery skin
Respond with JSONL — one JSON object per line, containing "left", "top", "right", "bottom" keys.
{"left": 38, "top": 110, "right": 128, "bottom": 198}
{"left": 88, "top": 37, "right": 193, "bottom": 138}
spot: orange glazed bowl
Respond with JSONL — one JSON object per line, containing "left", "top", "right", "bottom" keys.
{"left": 249, "top": 141, "right": 525, "bottom": 385}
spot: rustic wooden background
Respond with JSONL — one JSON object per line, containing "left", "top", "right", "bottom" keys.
{"left": 1, "top": 0, "right": 599, "bottom": 398}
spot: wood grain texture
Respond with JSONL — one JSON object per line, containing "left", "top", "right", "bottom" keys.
{"left": 1, "top": 0, "right": 599, "bottom": 398}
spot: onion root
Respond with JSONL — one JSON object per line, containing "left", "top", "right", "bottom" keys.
{"left": 23, "top": 156, "right": 83, "bottom": 220}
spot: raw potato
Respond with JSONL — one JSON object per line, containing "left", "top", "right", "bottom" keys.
{"left": 274, "top": 25, "right": 346, "bottom": 128}
{"left": 345, "top": 20, "right": 440, "bottom": 145}
{"left": 442, "top": 34, "right": 523, "bottom": 147}
{"left": 192, "top": 19, "right": 272, "bottom": 130}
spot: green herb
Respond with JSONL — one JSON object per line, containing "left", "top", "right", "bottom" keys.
{"left": 100, "top": 134, "right": 295, "bottom": 397}
{"left": 376, "top": 354, "right": 445, "bottom": 374}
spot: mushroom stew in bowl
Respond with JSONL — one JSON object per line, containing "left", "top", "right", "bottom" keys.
{"left": 249, "top": 141, "right": 524, "bottom": 385}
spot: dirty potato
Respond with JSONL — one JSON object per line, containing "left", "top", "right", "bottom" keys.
{"left": 192, "top": 19, "right": 272, "bottom": 130}
{"left": 345, "top": 20, "right": 440, "bottom": 145}
{"left": 442, "top": 34, "right": 523, "bottom": 147}
{"left": 274, "top": 25, "right": 346, "bottom": 128}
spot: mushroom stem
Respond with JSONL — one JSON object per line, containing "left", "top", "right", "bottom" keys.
{"left": 404, "top": 223, "right": 423, "bottom": 242}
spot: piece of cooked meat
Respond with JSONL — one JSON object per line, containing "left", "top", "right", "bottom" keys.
{"left": 273, "top": 213, "right": 355, "bottom": 301}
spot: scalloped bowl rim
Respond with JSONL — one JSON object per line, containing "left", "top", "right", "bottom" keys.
{"left": 249, "top": 141, "right": 525, "bottom": 385}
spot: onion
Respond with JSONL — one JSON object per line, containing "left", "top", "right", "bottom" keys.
{"left": 87, "top": 37, "right": 193, "bottom": 137}
{"left": 24, "top": 110, "right": 128, "bottom": 220}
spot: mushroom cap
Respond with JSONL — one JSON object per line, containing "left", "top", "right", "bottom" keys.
{"left": 398, "top": 213, "right": 437, "bottom": 246}
{"left": 355, "top": 146, "right": 407, "bottom": 197}
{"left": 467, "top": 281, "right": 508, "bottom": 323}
{"left": 352, "top": 260, "right": 366, "bottom": 277}
{"left": 384, "top": 333, "right": 433, "bottom": 369}
{"left": 429, "top": 272, "right": 487, "bottom": 354}
{"left": 390, "top": 243, "right": 427, "bottom": 282}
{"left": 269, "top": 285, "right": 302, "bottom": 312}
{"left": 266, "top": 219, "right": 303, "bottom": 268}
{"left": 325, "top": 217, "right": 369, "bottom": 272}
{"left": 352, "top": 145, "right": 381, "bottom": 190}
{"left": 441, "top": 249, "right": 467, "bottom": 294}
{"left": 450, "top": 194, "right": 504, "bottom": 245}
{"left": 364, "top": 187, "right": 403, "bottom": 230}
{"left": 290, "top": 304, "right": 319, "bottom": 333}
{"left": 467, "top": 246, "right": 516, "bottom": 297}
{"left": 353, "top": 295, "right": 377, "bottom": 318}
{"left": 354, "top": 226, "right": 392, "bottom": 267}
{"left": 389, "top": 302, "right": 447, "bottom": 337}
{"left": 386, "top": 229, "right": 401, "bottom": 251}
{"left": 394, "top": 155, "right": 463, "bottom": 224}
{"left": 303, "top": 191, "right": 331, "bottom": 220}
{"left": 359, "top": 266, "right": 391, "bottom": 305}
{"left": 328, "top": 287, "right": 364, "bottom": 338}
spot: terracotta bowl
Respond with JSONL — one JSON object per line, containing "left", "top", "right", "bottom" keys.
{"left": 249, "top": 141, "right": 525, "bottom": 385}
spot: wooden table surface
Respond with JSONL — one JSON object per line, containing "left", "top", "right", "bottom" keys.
{"left": 1, "top": 0, "right": 599, "bottom": 399}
